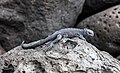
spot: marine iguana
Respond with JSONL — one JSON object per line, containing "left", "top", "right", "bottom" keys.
{"left": 21, "top": 28, "right": 94, "bottom": 49}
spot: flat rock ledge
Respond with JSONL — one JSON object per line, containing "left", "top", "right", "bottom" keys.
{"left": 0, "top": 38, "right": 120, "bottom": 73}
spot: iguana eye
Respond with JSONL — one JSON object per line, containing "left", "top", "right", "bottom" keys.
{"left": 87, "top": 32, "right": 91, "bottom": 34}
{"left": 87, "top": 31, "right": 94, "bottom": 36}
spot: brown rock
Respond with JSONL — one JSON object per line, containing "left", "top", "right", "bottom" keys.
{"left": 0, "top": 45, "right": 6, "bottom": 55}
{"left": 77, "top": 5, "right": 120, "bottom": 57}
{"left": 0, "top": 0, "right": 85, "bottom": 51}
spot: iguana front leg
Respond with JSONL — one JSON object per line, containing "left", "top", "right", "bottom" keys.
{"left": 78, "top": 34, "right": 86, "bottom": 41}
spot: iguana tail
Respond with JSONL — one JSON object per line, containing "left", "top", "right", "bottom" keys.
{"left": 21, "top": 34, "right": 57, "bottom": 49}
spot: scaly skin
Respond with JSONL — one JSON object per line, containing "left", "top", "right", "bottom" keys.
{"left": 21, "top": 28, "right": 94, "bottom": 49}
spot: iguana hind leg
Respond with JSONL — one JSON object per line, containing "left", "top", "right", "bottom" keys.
{"left": 48, "top": 34, "right": 62, "bottom": 49}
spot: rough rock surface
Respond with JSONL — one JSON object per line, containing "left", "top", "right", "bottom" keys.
{"left": 77, "top": 5, "right": 120, "bottom": 57}
{"left": 0, "top": 38, "right": 120, "bottom": 73}
{"left": 0, "top": 0, "right": 85, "bottom": 51}
{"left": 75, "top": 0, "right": 120, "bottom": 24}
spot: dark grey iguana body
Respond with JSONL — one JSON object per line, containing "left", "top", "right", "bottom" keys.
{"left": 22, "top": 28, "right": 94, "bottom": 49}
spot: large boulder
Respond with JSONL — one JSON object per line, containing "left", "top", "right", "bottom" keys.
{"left": 75, "top": 0, "right": 120, "bottom": 25}
{"left": 0, "top": 0, "right": 85, "bottom": 51}
{"left": 77, "top": 5, "right": 120, "bottom": 57}
{"left": 0, "top": 38, "right": 120, "bottom": 73}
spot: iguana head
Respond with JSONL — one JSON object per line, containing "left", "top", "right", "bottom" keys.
{"left": 83, "top": 28, "right": 94, "bottom": 37}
